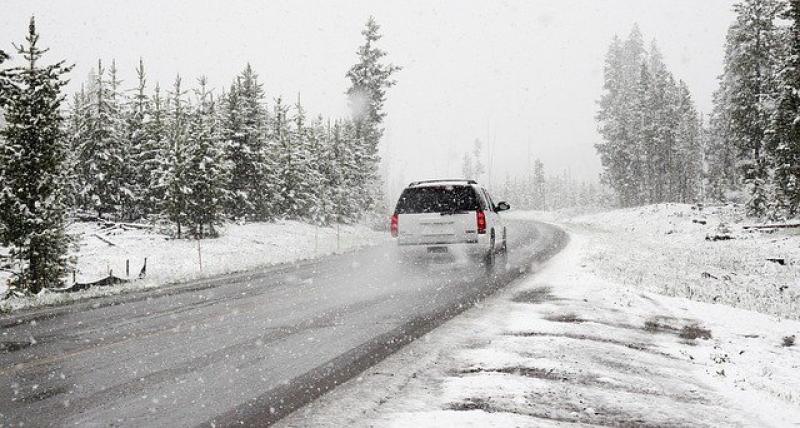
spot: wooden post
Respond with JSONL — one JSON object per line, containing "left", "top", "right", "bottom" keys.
{"left": 197, "top": 238, "right": 203, "bottom": 273}
{"left": 314, "top": 224, "right": 319, "bottom": 257}
{"left": 336, "top": 223, "right": 340, "bottom": 252}
{"left": 126, "top": 259, "right": 130, "bottom": 277}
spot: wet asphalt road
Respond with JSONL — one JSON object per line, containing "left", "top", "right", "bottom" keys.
{"left": 0, "top": 219, "right": 566, "bottom": 427}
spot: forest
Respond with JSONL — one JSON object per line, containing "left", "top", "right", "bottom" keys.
{"left": 597, "top": 0, "right": 800, "bottom": 220}
{"left": 0, "top": 17, "right": 399, "bottom": 292}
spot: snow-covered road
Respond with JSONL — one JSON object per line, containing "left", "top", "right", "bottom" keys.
{"left": 0, "top": 219, "right": 565, "bottom": 427}
{"left": 281, "top": 228, "right": 800, "bottom": 427}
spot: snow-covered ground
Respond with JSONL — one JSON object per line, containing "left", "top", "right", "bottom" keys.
{"left": 0, "top": 220, "right": 385, "bottom": 313}
{"left": 280, "top": 208, "right": 800, "bottom": 427}
{"left": 564, "top": 203, "right": 800, "bottom": 320}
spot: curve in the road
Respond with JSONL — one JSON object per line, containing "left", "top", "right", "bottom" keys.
{"left": 0, "top": 220, "right": 567, "bottom": 428}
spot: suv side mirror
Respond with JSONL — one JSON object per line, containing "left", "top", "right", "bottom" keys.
{"left": 496, "top": 201, "right": 510, "bottom": 212}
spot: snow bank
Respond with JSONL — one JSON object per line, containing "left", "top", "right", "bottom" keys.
{"left": 566, "top": 203, "right": 800, "bottom": 320}
{"left": 1, "top": 220, "right": 385, "bottom": 313}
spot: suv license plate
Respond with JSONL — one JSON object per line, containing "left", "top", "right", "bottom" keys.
{"left": 427, "top": 246, "right": 448, "bottom": 254}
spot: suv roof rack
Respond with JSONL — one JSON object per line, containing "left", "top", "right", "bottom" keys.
{"left": 408, "top": 179, "right": 477, "bottom": 187}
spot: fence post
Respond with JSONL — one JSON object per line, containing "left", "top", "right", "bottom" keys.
{"left": 197, "top": 238, "right": 203, "bottom": 273}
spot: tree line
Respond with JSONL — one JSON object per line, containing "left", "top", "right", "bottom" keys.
{"left": 595, "top": 25, "right": 704, "bottom": 208}
{"left": 599, "top": 1, "right": 800, "bottom": 220}
{"left": 0, "top": 17, "right": 399, "bottom": 293}
{"left": 706, "top": 0, "right": 800, "bottom": 219}
{"left": 499, "top": 159, "right": 611, "bottom": 212}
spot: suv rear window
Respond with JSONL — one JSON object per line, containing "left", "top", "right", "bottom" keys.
{"left": 394, "top": 186, "right": 480, "bottom": 214}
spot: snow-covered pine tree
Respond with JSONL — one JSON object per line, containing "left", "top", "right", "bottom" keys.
{"left": 725, "top": 0, "right": 784, "bottom": 214}
{"left": 183, "top": 77, "right": 229, "bottom": 237}
{"left": 221, "top": 65, "right": 272, "bottom": 220}
{"left": 597, "top": 25, "right": 704, "bottom": 207}
{"left": 346, "top": 16, "right": 401, "bottom": 217}
{"left": 285, "top": 97, "right": 322, "bottom": 220}
{"left": 633, "top": 61, "right": 653, "bottom": 204}
{"left": 307, "top": 116, "right": 334, "bottom": 225}
{"left": 644, "top": 41, "right": 679, "bottom": 203}
{"left": 623, "top": 26, "right": 647, "bottom": 205}
{"left": 706, "top": 30, "right": 740, "bottom": 201}
{"left": 0, "top": 17, "right": 73, "bottom": 293}
{"left": 220, "top": 80, "right": 247, "bottom": 218}
{"left": 124, "top": 58, "right": 151, "bottom": 219}
{"left": 77, "top": 60, "right": 126, "bottom": 218}
{"left": 141, "top": 82, "right": 167, "bottom": 215}
{"left": 271, "top": 96, "right": 293, "bottom": 217}
{"left": 64, "top": 86, "right": 89, "bottom": 209}
{"left": 108, "top": 59, "right": 136, "bottom": 219}
{"left": 595, "top": 35, "right": 629, "bottom": 205}
{"left": 155, "top": 75, "right": 191, "bottom": 238}
{"left": 768, "top": 0, "right": 800, "bottom": 217}
{"left": 596, "top": 27, "right": 647, "bottom": 207}
{"left": 328, "top": 119, "right": 359, "bottom": 222}
{"left": 533, "top": 159, "right": 546, "bottom": 210}
{"left": 674, "top": 81, "right": 703, "bottom": 203}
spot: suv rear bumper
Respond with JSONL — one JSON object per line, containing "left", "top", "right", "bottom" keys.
{"left": 395, "top": 239, "right": 490, "bottom": 258}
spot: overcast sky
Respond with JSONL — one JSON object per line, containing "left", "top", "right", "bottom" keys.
{"left": 2, "top": 0, "right": 736, "bottom": 195}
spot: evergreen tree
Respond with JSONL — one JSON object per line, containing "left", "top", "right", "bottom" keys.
{"left": 184, "top": 77, "right": 229, "bottom": 237}
{"left": 726, "top": 0, "right": 783, "bottom": 214}
{"left": 645, "top": 42, "right": 679, "bottom": 203}
{"left": 286, "top": 97, "right": 321, "bottom": 219}
{"left": 125, "top": 58, "right": 152, "bottom": 218}
{"left": 346, "top": 16, "right": 401, "bottom": 215}
{"left": 155, "top": 75, "right": 190, "bottom": 237}
{"left": 108, "top": 59, "right": 136, "bottom": 219}
{"left": 768, "top": 0, "right": 800, "bottom": 216}
{"left": 596, "top": 30, "right": 645, "bottom": 206}
{"left": 221, "top": 65, "right": 273, "bottom": 220}
{"left": 674, "top": 82, "right": 703, "bottom": 203}
{"left": 0, "top": 18, "right": 73, "bottom": 293}
{"left": 327, "top": 119, "right": 359, "bottom": 222}
{"left": 596, "top": 26, "right": 704, "bottom": 207}
{"left": 270, "top": 96, "right": 292, "bottom": 218}
{"left": 65, "top": 86, "right": 89, "bottom": 209}
{"left": 307, "top": 116, "right": 334, "bottom": 225}
{"left": 142, "top": 82, "right": 167, "bottom": 213}
{"left": 76, "top": 60, "right": 126, "bottom": 217}
{"left": 532, "top": 159, "right": 546, "bottom": 210}
{"left": 706, "top": 37, "right": 740, "bottom": 201}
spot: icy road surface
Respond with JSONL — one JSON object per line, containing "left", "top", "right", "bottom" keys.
{"left": 0, "top": 219, "right": 566, "bottom": 427}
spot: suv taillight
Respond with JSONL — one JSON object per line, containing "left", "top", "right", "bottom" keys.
{"left": 391, "top": 214, "right": 399, "bottom": 237}
{"left": 476, "top": 210, "right": 486, "bottom": 234}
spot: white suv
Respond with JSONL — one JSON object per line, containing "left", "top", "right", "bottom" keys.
{"left": 390, "top": 179, "right": 510, "bottom": 265}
